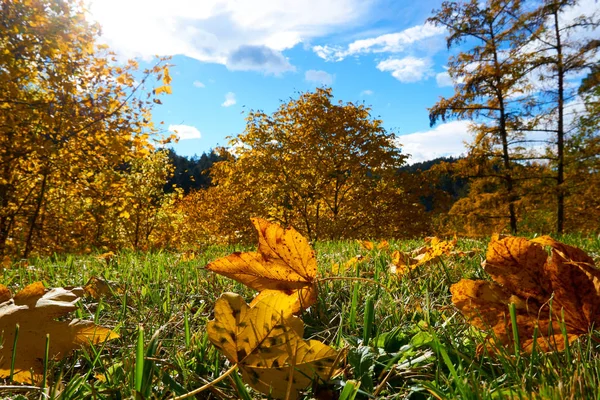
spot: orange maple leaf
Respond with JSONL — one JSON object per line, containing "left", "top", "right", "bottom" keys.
{"left": 207, "top": 218, "right": 318, "bottom": 312}
{"left": 451, "top": 236, "right": 599, "bottom": 352}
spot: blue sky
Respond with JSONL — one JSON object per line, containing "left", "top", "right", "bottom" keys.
{"left": 86, "top": 0, "right": 597, "bottom": 163}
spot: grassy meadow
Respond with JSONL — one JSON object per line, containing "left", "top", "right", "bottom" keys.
{"left": 2, "top": 234, "right": 600, "bottom": 399}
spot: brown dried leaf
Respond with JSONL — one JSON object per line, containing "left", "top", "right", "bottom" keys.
{"left": 532, "top": 236, "right": 600, "bottom": 331}
{"left": 83, "top": 277, "right": 122, "bottom": 299}
{"left": 484, "top": 236, "right": 550, "bottom": 302}
{"left": 452, "top": 236, "right": 599, "bottom": 353}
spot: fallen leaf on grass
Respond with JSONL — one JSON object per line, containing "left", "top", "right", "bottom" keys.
{"left": 0, "top": 282, "right": 119, "bottom": 383}
{"left": 359, "top": 240, "right": 389, "bottom": 251}
{"left": 390, "top": 236, "right": 458, "bottom": 275}
{"left": 179, "top": 250, "right": 197, "bottom": 262}
{"left": 451, "top": 236, "right": 599, "bottom": 352}
{"left": 96, "top": 251, "right": 115, "bottom": 263}
{"left": 208, "top": 292, "right": 342, "bottom": 399}
{"left": 207, "top": 218, "right": 317, "bottom": 312}
{"left": 83, "top": 276, "right": 122, "bottom": 299}
{"left": 331, "top": 255, "right": 364, "bottom": 275}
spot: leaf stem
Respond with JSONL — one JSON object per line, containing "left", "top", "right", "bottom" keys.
{"left": 10, "top": 323, "right": 19, "bottom": 382}
{"left": 317, "top": 276, "right": 392, "bottom": 294}
{"left": 171, "top": 364, "right": 238, "bottom": 400}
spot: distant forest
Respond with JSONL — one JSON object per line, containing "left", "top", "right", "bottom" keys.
{"left": 164, "top": 150, "right": 225, "bottom": 193}
{"left": 166, "top": 150, "right": 470, "bottom": 212}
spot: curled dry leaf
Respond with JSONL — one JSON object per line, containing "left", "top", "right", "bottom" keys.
{"left": 331, "top": 255, "right": 365, "bottom": 276}
{"left": 207, "top": 218, "right": 318, "bottom": 312}
{"left": 83, "top": 276, "right": 122, "bottom": 299}
{"left": 1, "top": 255, "right": 11, "bottom": 269}
{"left": 359, "top": 240, "right": 389, "bottom": 251}
{"left": 360, "top": 240, "right": 375, "bottom": 251}
{"left": 0, "top": 282, "right": 119, "bottom": 383}
{"left": 96, "top": 251, "right": 115, "bottom": 263}
{"left": 451, "top": 236, "right": 599, "bottom": 352}
{"left": 390, "top": 236, "right": 458, "bottom": 275}
{"left": 207, "top": 292, "right": 342, "bottom": 399}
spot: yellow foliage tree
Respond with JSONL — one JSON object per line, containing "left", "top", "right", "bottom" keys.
{"left": 0, "top": 0, "right": 171, "bottom": 257}
{"left": 187, "top": 89, "right": 428, "bottom": 242}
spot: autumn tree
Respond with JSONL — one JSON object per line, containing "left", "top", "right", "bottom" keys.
{"left": 555, "top": 65, "right": 600, "bottom": 232}
{"left": 428, "top": 0, "right": 533, "bottom": 235}
{"left": 187, "top": 89, "right": 428, "bottom": 242}
{"left": 516, "top": 0, "right": 600, "bottom": 233}
{"left": 0, "top": 0, "right": 171, "bottom": 257}
{"left": 117, "top": 150, "right": 178, "bottom": 250}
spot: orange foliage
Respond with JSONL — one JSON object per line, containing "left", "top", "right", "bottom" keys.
{"left": 452, "top": 236, "right": 600, "bottom": 352}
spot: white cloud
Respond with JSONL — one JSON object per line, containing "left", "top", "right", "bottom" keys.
{"left": 193, "top": 80, "right": 205, "bottom": 88}
{"left": 397, "top": 121, "right": 471, "bottom": 164}
{"left": 226, "top": 45, "right": 295, "bottom": 75}
{"left": 86, "top": 0, "right": 370, "bottom": 74}
{"left": 436, "top": 71, "right": 453, "bottom": 87}
{"left": 305, "top": 70, "right": 335, "bottom": 85}
{"left": 360, "top": 89, "right": 374, "bottom": 96}
{"left": 376, "top": 57, "right": 433, "bottom": 83}
{"left": 313, "top": 22, "right": 445, "bottom": 61}
{"left": 168, "top": 124, "right": 202, "bottom": 140}
{"left": 221, "top": 92, "right": 236, "bottom": 107}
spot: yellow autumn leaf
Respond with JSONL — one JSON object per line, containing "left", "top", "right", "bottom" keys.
{"left": 1, "top": 255, "right": 11, "bottom": 269}
{"left": 377, "top": 240, "right": 390, "bottom": 250}
{"left": 207, "top": 218, "right": 318, "bottom": 311}
{"left": 331, "top": 255, "right": 364, "bottom": 275}
{"left": 180, "top": 250, "right": 196, "bottom": 262}
{"left": 359, "top": 240, "right": 389, "bottom": 251}
{"left": 389, "top": 250, "right": 412, "bottom": 275}
{"left": 360, "top": 240, "right": 374, "bottom": 251}
{"left": 96, "top": 251, "right": 115, "bottom": 263}
{"left": 162, "top": 66, "right": 172, "bottom": 85}
{"left": 452, "top": 236, "right": 599, "bottom": 353}
{"left": 389, "top": 236, "right": 458, "bottom": 276}
{"left": 154, "top": 85, "right": 172, "bottom": 95}
{"left": 0, "top": 282, "right": 119, "bottom": 384}
{"left": 83, "top": 276, "right": 122, "bottom": 299}
{"left": 207, "top": 292, "right": 341, "bottom": 399}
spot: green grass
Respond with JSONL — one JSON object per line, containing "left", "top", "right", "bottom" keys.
{"left": 1, "top": 234, "right": 600, "bottom": 399}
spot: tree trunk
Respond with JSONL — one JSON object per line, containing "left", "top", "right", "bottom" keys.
{"left": 23, "top": 171, "right": 48, "bottom": 259}
{"left": 554, "top": 9, "right": 565, "bottom": 234}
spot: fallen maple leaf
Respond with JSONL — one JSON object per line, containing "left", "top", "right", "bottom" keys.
{"left": 451, "top": 236, "right": 599, "bottom": 352}
{"left": 390, "top": 236, "right": 458, "bottom": 275}
{"left": 207, "top": 292, "right": 341, "bottom": 399}
{"left": 0, "top": 282, "right": 119, "bottom": 383}
{"left": 360, "top": 240, "right": 375, "bottom": 251}
{"left": 359, "top": 240, "right": 389, "bottom": 251}
{"left": 207, "top": 218, "right": 318, "bottom": 312}
{"left": 331, "top": 255, "right": 364, "bottom": 275}
{"left": 83, "top": 276, "right": 122, "bottom": 299}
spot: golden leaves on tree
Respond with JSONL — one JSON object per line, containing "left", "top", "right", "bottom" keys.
{"left": 0, "top": 0, "right": 172, "bottom": 258}
{"left": 207, "top": 292, "right": 341, "bottom": 399}
{"left": 207, "top": 218, "right": 318, "bottom": 312}
{"left": 451, "top": 236, "right": 600, "bottom": 352}
{"left": 0, "top": 282, "right": 119, "bottom": 383}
